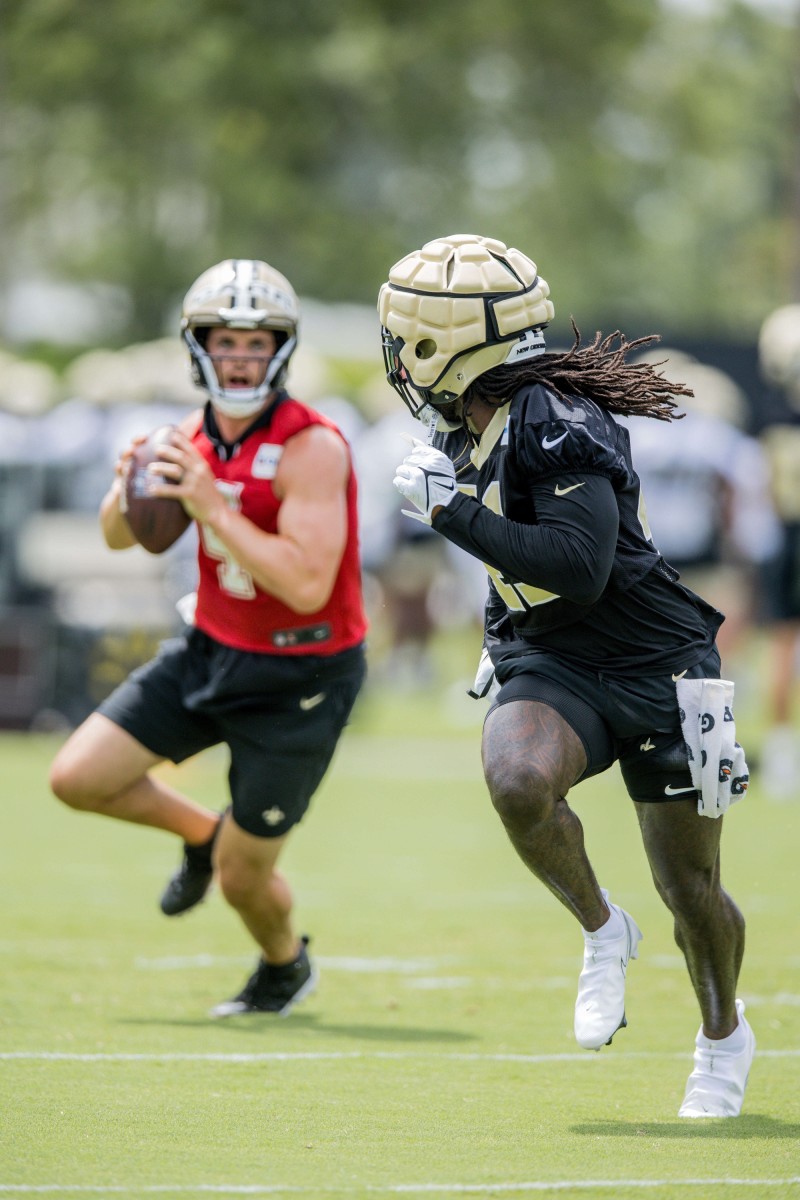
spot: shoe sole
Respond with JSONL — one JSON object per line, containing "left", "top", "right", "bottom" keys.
{"left": 603, "top": 1012, "right": 627, "bottom": 1047}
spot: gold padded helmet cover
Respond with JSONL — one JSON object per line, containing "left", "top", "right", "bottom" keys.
{"left": 378, "top": 234, "right": 554, "bottom": 411}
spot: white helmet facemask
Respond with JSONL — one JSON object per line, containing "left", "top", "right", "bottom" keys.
{"left": 183, "top": 327, "right": 297, "bottom": 419}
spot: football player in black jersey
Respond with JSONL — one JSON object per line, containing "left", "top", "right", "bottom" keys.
{"left": 379, "top": 234, "right": 754, "bottom": 1118}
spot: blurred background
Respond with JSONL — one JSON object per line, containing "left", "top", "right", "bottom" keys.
{"left": 1, "top": 0, "right": 800, "bottom": 789}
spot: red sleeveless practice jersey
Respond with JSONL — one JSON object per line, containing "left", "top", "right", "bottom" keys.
{"left": 191, "top": 398, "right": 367, "bottom": 655}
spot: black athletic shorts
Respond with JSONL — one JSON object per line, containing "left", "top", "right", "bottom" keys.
{"left": 760, "top": 522, "right": 800, "bottom": 621}
{"left": 487, "top": 644, "right": 722, "bottom": 803}
{"left": 98, "top": 627, "right": 367, "bottom": 837}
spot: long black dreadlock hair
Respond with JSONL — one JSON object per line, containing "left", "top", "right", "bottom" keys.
{"left": 466, "top": 322, "right": 692, "bottom": 422}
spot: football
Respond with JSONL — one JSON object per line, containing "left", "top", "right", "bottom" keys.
{"left": 122, "top": 424, "right": 192, "bottom": 554}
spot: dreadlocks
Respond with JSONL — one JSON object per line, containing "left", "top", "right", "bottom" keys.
{"left": 467, "top": 323, "right": 692, "bottom": 422}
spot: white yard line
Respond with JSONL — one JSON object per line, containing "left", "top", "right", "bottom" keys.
{"left": 134, "top": 955, "right": 455, "bottom": 973}
{"left": 0, "top": 1178, "right": 798, "bottom": 1193}
{"left": 129, "top": 957, "right": 800, "bottom": 1009}
{"left": 1, "top": 1049, "right": 798, "bottom": 1063}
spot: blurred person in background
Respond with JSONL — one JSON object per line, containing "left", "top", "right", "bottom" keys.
{"left": 623, "top": 352, "right": 781, "bottom": 672}
{"left": 50, "top": 258, "right": 368, "bottom": 1017}
{"left": 0, "top": 355, "right": 59, "bottom": 606}
{"left": 380, "top": 233, "right": 754, "bottom": 1118}
{"left": 756, "top": 303, "right": 800, "bottom": 800}
{"left": 353, "top": 401, "right": 451, "bottom": 688}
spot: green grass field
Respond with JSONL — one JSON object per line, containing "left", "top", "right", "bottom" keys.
{"left": 1, "top": 656, "right": 799, "bottom": 1199}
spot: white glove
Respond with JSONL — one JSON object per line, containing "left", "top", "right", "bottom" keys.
{"left": 393, "top": 438, "right": 458, "bottom": 525}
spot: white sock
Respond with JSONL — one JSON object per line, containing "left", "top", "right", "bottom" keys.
{"left": 698, "top": 1018, "right": 747, "bottom": 1052}
{"left": 583, "top": 899, "right": 625, "bottom": 941}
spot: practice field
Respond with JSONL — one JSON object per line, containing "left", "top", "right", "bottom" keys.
{"left": 1, "top": 674, "right": 799, "bottom": 1199}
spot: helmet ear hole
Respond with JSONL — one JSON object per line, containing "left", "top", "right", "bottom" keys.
{"left": 415, "top": 338, "right": 437, "bottom": 361}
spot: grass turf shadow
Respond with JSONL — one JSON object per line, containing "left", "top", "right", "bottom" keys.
{"left": 571, "top": 1115, "right": 799, "bottom": 1139}
{"left": 117, "top": 1012, "right": 476, "bottom": 1043}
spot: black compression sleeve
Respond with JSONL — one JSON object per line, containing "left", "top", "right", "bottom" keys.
{"left": 433, "top": 473, "right": 618, "bottom": 606}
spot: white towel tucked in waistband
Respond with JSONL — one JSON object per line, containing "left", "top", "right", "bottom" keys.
{"left": 676, "top": 677, "right": 749, "bottom": 818}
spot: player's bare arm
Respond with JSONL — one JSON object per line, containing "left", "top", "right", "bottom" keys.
{"left": 99, "top": 439, "right": 143, "bottom": 550}
{"left": 151, "top": 424, "right": 349, "bottom": 614}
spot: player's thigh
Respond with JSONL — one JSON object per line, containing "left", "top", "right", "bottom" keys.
{"left": 96, "top": 634, "right": 218, "bottom": 764}
{"left": 634, "top": 797, "right": 723, "bottom": 895}
{"left": 483, "top": 698, "right": 590, "bottom": 798}
{"left": 216, "top": 814, "right": 288, "bottom": 879}
{"left": 483, "top": 671, "right": 615, "bottom": 796}
{"left": 50, "top": 712, "right": 163, "bottom": 797}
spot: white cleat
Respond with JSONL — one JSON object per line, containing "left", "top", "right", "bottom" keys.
{"left": 574, "top": 890, "right": 643, "bottom": 1051}
{"left": 678, "top": 999, "right": 755, "bottom": 1118}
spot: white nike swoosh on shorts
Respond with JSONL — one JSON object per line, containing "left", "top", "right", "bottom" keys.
{"left": 542, "top": 431, "right": 568, "bottom": 449}
{"left": 554, "top": 482, "right": 586, "bottom": 496}
{"left": 672, "top": 669, "right": 688, "bottom": 681}
{"left": 664, "top": 784, "right": 696, "bottom": 796}
{"left": 299, "top": 692, "right": 326, "bottom": 711}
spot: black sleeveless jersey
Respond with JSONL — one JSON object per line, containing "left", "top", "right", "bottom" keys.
{"left": 431, "top": 384, "right": 722, "bottom": 675}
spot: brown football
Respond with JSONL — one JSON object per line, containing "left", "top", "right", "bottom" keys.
{"left": 123, "top": 424, "right": 192, "bottom": 554}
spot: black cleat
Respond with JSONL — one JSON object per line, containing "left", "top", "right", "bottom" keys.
{"left": 210, "top": 936, "right": 317, "bottom": 1018}
{"left": 159, "top": 818, "right": 221, "bottom": 916}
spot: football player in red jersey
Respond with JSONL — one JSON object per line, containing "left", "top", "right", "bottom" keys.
{"left": 380, "top": 234, "right": 754, "bottom": 1118}
{"left": 50, "top": 259, "right": 368, "bottom": 1017}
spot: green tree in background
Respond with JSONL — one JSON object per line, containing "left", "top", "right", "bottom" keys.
{"left": 2, "top": 0, "right": 798, "bottom": 345}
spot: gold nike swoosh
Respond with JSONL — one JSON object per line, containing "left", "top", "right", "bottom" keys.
{"left": 299, "top": 692, "right": 326, "bottom": 711}
{"left": 672, "top": 669, "right": 688, "bottom": 681}
{"left": 554, "top": 482, "right": 586, "bottom": 496}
